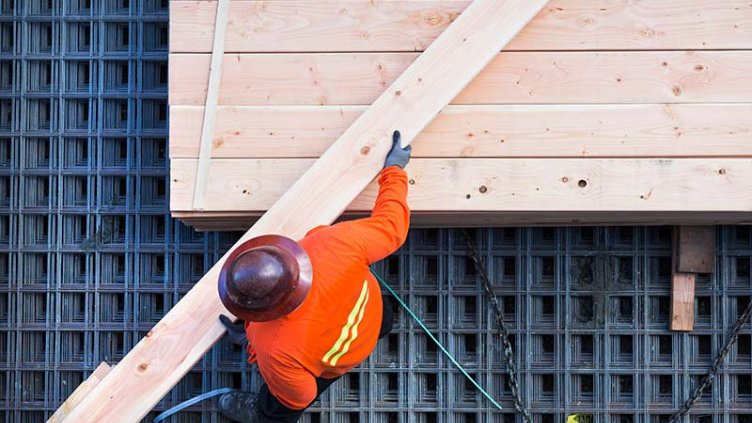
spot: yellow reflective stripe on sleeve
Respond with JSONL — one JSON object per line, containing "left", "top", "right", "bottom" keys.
{"left": 329, "top": 289, "right": 369, "bottom": 366}
{"left": 322, "top": 280, "right": 369, "bottom": 364}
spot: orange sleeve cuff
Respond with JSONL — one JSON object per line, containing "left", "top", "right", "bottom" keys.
{"left": 379, "top": 165, "right": 407, "bottom": 183}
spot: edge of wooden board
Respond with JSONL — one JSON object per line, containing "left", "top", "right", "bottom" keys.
{"left": 170, "top": 158, "right": 752, "bottom": 213}
{"left": 48, "top": 363, "right": 112, "bottom": 423}
{"left": 168, "top": 51, "right": 752, "bottom": 106}
{"left": 169, "top": 103, "right": 752, "bottom": 159}
{"left": 173, "top": 211, "right": 752, "bottom": 232}
{"left": 170, "top": 0, "right": 752, "bottom": 52}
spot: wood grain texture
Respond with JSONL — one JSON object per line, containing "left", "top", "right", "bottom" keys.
{"left": 170, "top": 0, "right": 752, "bottom": 52}
{"left": 671, "top": 272, "right": 696, "bottom": 331}
{"left": 169, "top": 51, "right": 752, "bottom": 106}
{"left": 63, "top": 1, "right": 549, "bottom": 420}
{"left": 193, "top": 0, "right": 230, "bottom": 210}
{"left": 169, "top": 104, "right": 752, "bottom": 158}
{"left": 48, "top": 363, "right": 111, "bottom": 423}
{"left": 170, "top": 158, "right": 752, "bottom": 212}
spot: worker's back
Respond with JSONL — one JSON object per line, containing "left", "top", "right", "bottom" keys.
{"left": 244, "top": 166, "right": 410, "bottom": 410}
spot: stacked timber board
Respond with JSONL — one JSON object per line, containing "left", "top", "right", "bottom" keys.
{"left": 169, "top": 0, "right": 752, "bottom": 230}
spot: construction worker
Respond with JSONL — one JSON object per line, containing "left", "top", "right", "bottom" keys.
{"left": 216, "top": 131, "right": 412, "bottom": 423}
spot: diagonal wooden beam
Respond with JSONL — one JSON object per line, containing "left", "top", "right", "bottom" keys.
{"left": 59, "top": 1, "right": 549, "bottom": 420}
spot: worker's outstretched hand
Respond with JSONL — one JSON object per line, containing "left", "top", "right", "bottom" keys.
{"left": 384, "top": 130, "right": 411, "bottom": 169}
{"left": 219, "top": 315, "right": 249, "bottom": 349}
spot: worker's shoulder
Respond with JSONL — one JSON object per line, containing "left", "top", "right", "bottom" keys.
{"left": 301, "top": 221, "right": 360, "bottom": 248}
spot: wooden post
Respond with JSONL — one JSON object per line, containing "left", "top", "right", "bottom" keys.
{"left": 671, "top": 226, "right": 716, "bottom": 331}
{"left": 671, "top": 272, "right": 696, "bottom": 332}
{"left": 58, "top": 1, "right": 551, "bottom": 421}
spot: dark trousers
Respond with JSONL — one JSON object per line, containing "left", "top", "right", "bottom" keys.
{"left": 255, "top": 297, "right": 394, "bottom": 423}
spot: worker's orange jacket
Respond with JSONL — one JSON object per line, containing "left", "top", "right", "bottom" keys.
{"left": 244, "top": 166, "right": 410, "bottom": 410}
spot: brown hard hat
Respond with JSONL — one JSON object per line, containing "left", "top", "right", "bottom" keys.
{"left": 218, "top": 235, "right": 312, "bottom": 322}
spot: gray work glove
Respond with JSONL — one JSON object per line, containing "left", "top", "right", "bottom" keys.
{"left": 383, "top": 130, "right": 411, "bottom": 169}
{"left": 220, "top": 315, "right": 248, "bottom": 349}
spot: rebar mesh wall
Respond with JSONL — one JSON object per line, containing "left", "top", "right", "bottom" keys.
{"left": 1, "top": 1, "right": 752, "bottom": 422}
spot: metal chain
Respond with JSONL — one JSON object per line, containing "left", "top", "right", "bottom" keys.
{"left": 668, "top": 296, "right": 752, "bottom": 423}
{"left": 462, "top": 229, "right": 752, "bottom": 423}
{"left": 462, "top": 230, "right": 532, "bottom": 423}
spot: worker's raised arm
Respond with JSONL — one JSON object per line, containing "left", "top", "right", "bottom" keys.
{"left": 336, "top": 131, "right": 411, "bottom": 264}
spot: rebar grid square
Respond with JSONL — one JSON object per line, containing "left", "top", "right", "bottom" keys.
{"left": 0, "top": 99, "right": 12, "bottom": 133}
{"left": 102, "top": 22, "right": 132, "bottom": 54}
{"left": 142, "top": 21, "right": 167, "bottom": 53}
{"left": 21, "top": 174, "right": 52, "bottom": 209}
{"left": 138, "top": 137, "right": 166, "bottom": 170}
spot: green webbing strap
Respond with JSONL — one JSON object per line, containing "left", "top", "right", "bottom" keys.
{"left": 372, "top": 271, "right": 503, "bottom": 410}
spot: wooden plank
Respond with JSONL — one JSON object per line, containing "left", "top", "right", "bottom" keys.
{"left": 169, "top": 103, "right": 752, "bottom": 158}
{"left": 676, "top": 226, "right": 716, "bottom": 273}
{"left": 170, "top": 158, "right": 752, "bottom": 212}
{"left": 174, "top": 211, "right": 752, "bottom": 232}
{"left": 192, "top": 0, "right": 230, "bottom": 210}
{"left": 671, "top": 226, "right": 705, "bottom": 332}
{"left": 169, "top": 51, "right": 752, "bottom": 106}
{"left": 671, "top": 272, "right": 696, "bottom": 331}
{"left": 170, "top": 0, "right": 464, "bottom": 53}
{"left": 48, "top": 363, "right": 111, "bottom": 423}
{"left": 62, "top": 1, "right": 550, "bottom": 420}
{"left": 170, "top": 0, "right": 752, "bottom": 52}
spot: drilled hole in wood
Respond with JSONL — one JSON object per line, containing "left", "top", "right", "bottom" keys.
{"left": 578, "top": 180, "right": 588, "bottom": 188}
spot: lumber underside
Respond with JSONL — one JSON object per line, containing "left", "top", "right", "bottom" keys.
{"left": 171, "top": 158, "right": 752, "bottom": 212}
{"left": 170, "top": 0, "right": 752, "bottom": 52}
{"left": 175, "top": 211, "right": 752, "bottom": 232}
{"left": 168, "top": 51, "right": 752, "bottom": 106}
{"left": 169, "top": 104, "right": 752, "bottom": 159}
{"left": 61, "top": 1, "right": 550, "bottom": 420}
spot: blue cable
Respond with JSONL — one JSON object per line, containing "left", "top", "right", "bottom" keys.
{"left": 153, "top": 388, "right": 237, "bottom": 422}
{"left": 372, "top": 271, "right": 503, "bottom": 410}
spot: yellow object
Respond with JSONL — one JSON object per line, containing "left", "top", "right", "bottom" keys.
{"left": 567, "top": 415, "right": 593, "bottom": 423}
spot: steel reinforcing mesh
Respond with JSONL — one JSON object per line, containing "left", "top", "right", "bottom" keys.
{"left": 1, "top": 1, "right": 752, "bottom": 422}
